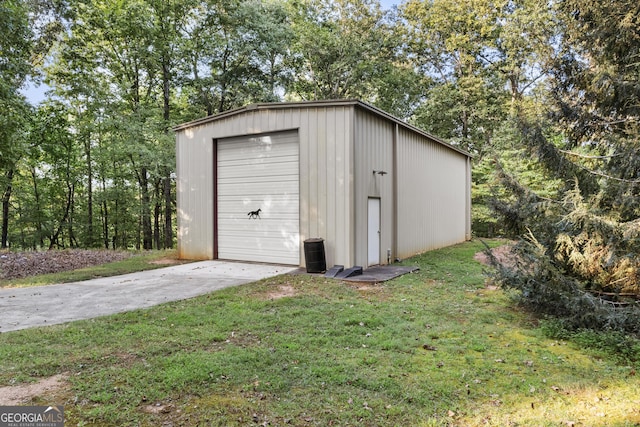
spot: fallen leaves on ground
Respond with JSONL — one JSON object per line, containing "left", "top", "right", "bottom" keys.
{"left": 0, "top": 249, "right": 133, "bottom": 280}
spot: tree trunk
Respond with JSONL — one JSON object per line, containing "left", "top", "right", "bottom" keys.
{"left": 99, "top": 177, "right": 108, "bottom": 248}
{"left": 163, "top": 174, "right": 173, "bottom": 249}
{"left": 49, "top": 181, "right": 74, "bottom": 250}
{"left": 29, "top": 167, "right": 44, "bottom": 248}
{"left": 113, "top": 198, "right": 119, "bottom": 250}
{"left": 153, "top": 179, "right": 161, "bottom": 249}
{"left": 101, "top": 200, "right": 109, "bottom": 249}
{"left": 218, "top": 44, "right": 231, "bottom": 112}
{"left": 84, "top": 136, "right": 94, "bottom": 247}
{"left": 69, "top": 182, "right": 78, "bottom": 247}
{"left": 1, "top": 169, "right": 14, "bottom": 249}
{"left": 161, "top": 54, "right": 174, "bottom": 249}
{"left": 139, "top": 167, "right": 153, "bottom": 250}
{"left": 461, "top": 109, "right": 469, "bottom": 143}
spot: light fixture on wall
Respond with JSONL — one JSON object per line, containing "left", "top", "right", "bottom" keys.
{"left": 372, "top": 170, "right": 388, "bottom": 176}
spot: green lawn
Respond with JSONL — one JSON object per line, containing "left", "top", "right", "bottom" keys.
{"left": 1, "top": 240, "right": 638, "bottom": 426}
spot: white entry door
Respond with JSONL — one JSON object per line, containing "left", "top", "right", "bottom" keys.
{"left": 368, "top": 198, "right": 380, "bottom": 266}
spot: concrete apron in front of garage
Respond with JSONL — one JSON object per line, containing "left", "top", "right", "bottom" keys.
{"left": 0, "top": 261, "right": 297, "bottom": 333}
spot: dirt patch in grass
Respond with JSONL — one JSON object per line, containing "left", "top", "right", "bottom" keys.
{"left": 0, "top": 374, "right": 69, "bottom": 405}
{"left": 265, "top": 285, "right": 297, "bottom": 300}
{"left": 258, "top": 278, "right": 385, "bottom": 302}
{"left": 350, "top": 283, "right": 377, "bottom": 291}
{"left": 474, "top": 244, "right": 518, "bottom": 290}
{"left": 141, "top": 402, "right": 175, "bottom": 414}
{"left": 347, "top": 282, "right": 391, "bottom": 301}
{"left": 474, "top": 244, "right": 517, "bottom": 268}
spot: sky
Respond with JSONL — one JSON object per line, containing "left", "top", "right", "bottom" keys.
{"left": 23, "top": 79, "right": 48, "bottom": 105}
{"left": 379, "top": 0, "right": 397, "bottom": 9}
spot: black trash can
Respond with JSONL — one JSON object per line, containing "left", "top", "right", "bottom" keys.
{"left": 304, "top": 238, "right": 326, "bottom": 273}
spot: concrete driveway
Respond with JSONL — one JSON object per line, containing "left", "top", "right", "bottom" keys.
{"left": 0, "top": 261, "right": 297, "bottom": 333}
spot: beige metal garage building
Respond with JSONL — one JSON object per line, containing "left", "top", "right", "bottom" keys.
{"left": 174, "top": 99, "right": 471, "bottom": 268}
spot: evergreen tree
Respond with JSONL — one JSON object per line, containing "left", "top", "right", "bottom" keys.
{"left": 488, "top": 0, "right": 640, "bottom": 333}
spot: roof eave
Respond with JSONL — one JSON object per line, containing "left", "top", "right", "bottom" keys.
{"left": 173, "top": 99, "right": 472, "bottom": 158}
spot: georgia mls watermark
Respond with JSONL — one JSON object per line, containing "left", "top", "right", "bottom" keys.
{"left": 0, "top": 406, "right": 64, "bottom": 427}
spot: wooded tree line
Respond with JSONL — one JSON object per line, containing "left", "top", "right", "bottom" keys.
{"left": 1, "top": 0, "right": 638, "bottom": 319}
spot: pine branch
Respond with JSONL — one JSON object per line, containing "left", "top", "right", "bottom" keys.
{"left": 558, "top": 149, "right": 622, "bottom": 159}
{"left": 573, "top": 162, "right": 640, "bottom": 184}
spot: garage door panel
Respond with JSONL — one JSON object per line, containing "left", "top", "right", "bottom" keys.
{"left": 219, "top": 144, "right": 298, "bottom": 163}
{"left": 217, "top": 234, "right": 299, "bottom": 247}
{"left": 217, "top": 131, "right": 300, "bottom": 265}
{"left": 218, "top": 195, "right": 298, "bottom": 215}
{"left": 216, "top": 234, "right": 299, "bottom": 265}
{"left": 217, "top": 182, "right": 298, "bottom": 196}
{"left": 218, "top": 158, "right": 298, "bottom": 176}
{"left": 218, "top": 218, "right": 299, "bottom": 228}
{"left": 218, "top": 151, "right": 298, "bottom": 162}
{"left": 218, "top": 219, "right": 300, "bottom": 233}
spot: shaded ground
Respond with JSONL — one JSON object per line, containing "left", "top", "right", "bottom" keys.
{"left": 0, "top": 249, "right": 133, "bottom": 280}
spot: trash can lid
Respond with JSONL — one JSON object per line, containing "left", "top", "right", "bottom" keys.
{"left": 304, "top": 238, "right": 324, "bottom": 243}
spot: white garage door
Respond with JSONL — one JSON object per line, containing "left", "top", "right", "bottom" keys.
{"left": 217, "top": 130, "right": 300, "bottom": 265}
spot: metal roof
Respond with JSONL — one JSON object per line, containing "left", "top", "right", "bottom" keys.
{"left": 173, "top": 99, "right": 471, "bottom": 158}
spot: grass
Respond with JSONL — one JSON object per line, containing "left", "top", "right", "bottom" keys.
{"left": 0, "top": 240, "right": 639, "bottom": 426}
{"left": 0, "top": 250, "right": 185, "bottom": 288}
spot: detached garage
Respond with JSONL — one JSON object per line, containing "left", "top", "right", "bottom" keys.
{"left": 174, "top": 99, "right": 471, "bottom": 268}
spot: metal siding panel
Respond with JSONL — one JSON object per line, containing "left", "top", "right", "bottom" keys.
{"left": 298, "top": 105, "right": 353, "bottom": 268}
{"left": 298, "top": 109, "right": 310, "bottom": 260}
{"left": 396, "top": 128, "right": 468, "bottom": 259}
{"left": 337, "top": 107, "right": 355, "bottom": 267}
{"left": 176, "top": 104, "right": 389, "bottom": 267}
{"left": 309, "top": 108, "right": 322, "bottom": 237}
{"left": 318, "top": 109, "right": 328, "bottom": 240}
{"left": 298, "top": 107, "right": 353, "bottom": 265}
{"left": 176, "top": 127, "right": 214, "bottom": 259}
{"left": 353, "top": 109, "right": 393, "bottom": 265}
{"left": 182, "top": 109, "right": 307, "bottom": 265}
{"left": 326, "top": 112, "right": 338, "bottom": 266}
